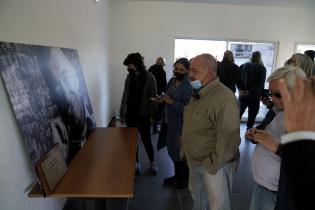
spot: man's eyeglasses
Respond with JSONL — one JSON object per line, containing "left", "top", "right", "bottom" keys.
{"left": 269, "top": 91, "right": 282, "bottom": 99}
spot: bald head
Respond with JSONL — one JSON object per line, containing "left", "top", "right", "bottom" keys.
{"left": 199, "top": 54, "right": 217, "bottom": 71}
{"left": 156, "top": 57, "right": 165, "bottom": 67}
{"left": 190, "top": 53, "right": 217, "bottom": 85}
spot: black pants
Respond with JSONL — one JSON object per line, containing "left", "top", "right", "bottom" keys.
{"left": 152, "top": 103, "right": 165, "bottom": 132}
{"left": 174, "top": 161, "right": 189, "bottom": 180}
{"left": 126, "top": 115, "right": 154, "bottom": 163}
{"left": 239, "top": 97, "right": 260, "bottom": 129}
{"left": 256, "top": 109, "right": 276, "bottom": 130}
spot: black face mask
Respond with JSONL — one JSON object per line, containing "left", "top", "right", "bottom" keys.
{"left": 174, "top": 72, "right": 186, "bottom": 81}
{"left": 127, "top": 68, "right": 136, "bottom": 74}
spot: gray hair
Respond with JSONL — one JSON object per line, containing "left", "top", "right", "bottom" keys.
{"left": 289, "top": 53, "right": 314, "bottom": 78}
{"left": 268, "top": 66, "right": 306, "bottom": 89}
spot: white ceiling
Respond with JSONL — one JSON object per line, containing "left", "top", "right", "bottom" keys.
{"left": 129, "top": 0, "right": 315, "bottom": 8}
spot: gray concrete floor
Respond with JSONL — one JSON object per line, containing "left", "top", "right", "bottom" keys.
{"left": 64, "top": 123, "right": 255, "bottom": 210}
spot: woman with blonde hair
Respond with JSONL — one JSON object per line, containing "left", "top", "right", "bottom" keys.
{"left": 286, "top": 53, "right": 314, "bottom": 77}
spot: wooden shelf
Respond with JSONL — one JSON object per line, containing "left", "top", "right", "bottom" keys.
{"left": 28, "top": 127, "right": 137, "bottom": 198}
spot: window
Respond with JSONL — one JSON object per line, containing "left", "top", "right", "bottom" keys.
{"left": 174, "top": 38, "right": 278, "bottom": 121}
{"left": 174, "top": 39, "right": 226, "bottom": 61}
{"left": 228, "top": 41, "right": 277, "bottom": 85}
{"left": 228, "top": 41, "right": 277, "bottom": 120}
{"left": 295, "top": 43, "right": 315, "bottom": 54}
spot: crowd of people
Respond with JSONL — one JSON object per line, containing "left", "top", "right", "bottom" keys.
{"left": 119, "top": 49, "right": 315, "bottom": 210}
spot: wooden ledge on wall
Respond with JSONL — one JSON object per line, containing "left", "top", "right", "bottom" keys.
{"left": 28, "top": 127, "right": 137, "bottom": 198}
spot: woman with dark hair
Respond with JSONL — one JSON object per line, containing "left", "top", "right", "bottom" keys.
{"left": 120, "top": 52, "right": 158, "bottom": 176}
{"left": 304, "top": 50, "right": 315, "bottom": 61}
{"left": 157, "top": 58, "right": 192, "bottom": 188}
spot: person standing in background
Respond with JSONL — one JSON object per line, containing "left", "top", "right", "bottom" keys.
{"left": 148, "top": 57, "right": 167, "bottom": 96}
{"left": 120, "top": 52, "right": 158, "bottom": 176}
{"left": 217, "top": 50, "right": 240, "bottom": 93}
{"left": 237, "top": 51, "right": 266, "bottom": 130}
{"left": 304, "top": 50, "right": 315, "bottom": 61}
{"left": 148, "top": 57, "right": 167, "bottom": 133}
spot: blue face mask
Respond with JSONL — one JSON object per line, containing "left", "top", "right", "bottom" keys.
{"left": 190, "top": 80, "right": 202, "bottom": 90}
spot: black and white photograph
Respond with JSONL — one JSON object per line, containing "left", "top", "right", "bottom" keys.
{"left": 0, "top": 42, "right": 96, "bottom": 163}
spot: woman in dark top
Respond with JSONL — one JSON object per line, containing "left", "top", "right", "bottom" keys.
{"left": 120, "top": 52, "right": 158, "bottom": 176}
{"left": 157, "top": 58, "right": 192, "bottom": 188}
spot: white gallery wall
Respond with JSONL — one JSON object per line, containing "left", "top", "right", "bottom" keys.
{"left": 0, "top": 0, "right": 111, "bottom": 209}
{"left": 110, "top": 0, "right": 315, "bottom": 110}
{"left": 0, "top": 0, "right": 315, "bottom": 209}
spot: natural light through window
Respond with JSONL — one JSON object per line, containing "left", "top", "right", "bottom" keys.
{"left": 174, "top": 39, "right": 226, "bottom": 62}
{"left": 174, "top": 38, "right": 278, "bottom": 121}
{"left": 228, "top": 41, "right": 277, "bottom": 89}
{"left": 296, "top": 43, "right": 315, "bottom": 54}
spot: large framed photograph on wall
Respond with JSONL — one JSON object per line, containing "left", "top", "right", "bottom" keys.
{"left": 0, "top": 42, "right": 96, "bottom": 164}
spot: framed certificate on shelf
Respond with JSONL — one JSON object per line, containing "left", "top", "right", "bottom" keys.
{"left": 35, "top": 144, "right": 68, "bottom": 195}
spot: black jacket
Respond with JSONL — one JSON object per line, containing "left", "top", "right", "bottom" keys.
{"left": 120, "top": 71, "right": 157, "bottom": 119}
{"left": 148, "top": 64, "right": 167, "bottom": 95}
{"left": 282, "top": 140, "right": 315, "bottom": 210}
{"left": 237, "top": 61, "right": 266, "bottom": 99}
{"left": 217, "top": 59, "right": 240, "bottom": 93}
